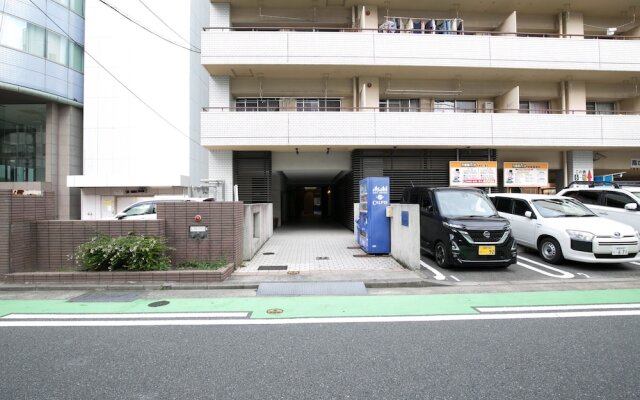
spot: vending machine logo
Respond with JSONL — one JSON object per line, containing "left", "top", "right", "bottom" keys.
{"left": 372, "top": 185, "right": 388, "bottom": 194}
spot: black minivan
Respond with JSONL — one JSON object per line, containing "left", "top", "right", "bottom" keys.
{"left": 402, "top": 187, "right": 517, "bottom": 268}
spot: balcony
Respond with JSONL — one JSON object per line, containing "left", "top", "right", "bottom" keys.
{"left": 201, "top": 110, "right": 640, "bottom": 149}
{"left": 201, "top": 29, "right": 640, "bottom": 76}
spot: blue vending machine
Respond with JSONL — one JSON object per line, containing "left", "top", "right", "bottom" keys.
{"left": 358, "top": 177, "right": 391, "bottom": 254}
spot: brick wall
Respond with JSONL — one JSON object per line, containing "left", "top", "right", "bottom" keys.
{"left": 0, "top": 191, "right": 244, "bottom": 273}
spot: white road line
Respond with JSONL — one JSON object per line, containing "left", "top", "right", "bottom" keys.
{"left": 1, "top": 312, "right": 249, "bottom": 320}
{"left": 1, "top": 310, "right": 640, "bottom": 327}
{"left": 420, "top": 260, "right": 447, "bottom": 281}
{"left": 517, "top": 255, "right": 575, "bottom": 279}
{"left": 476, "top": 304, "right": 640, "bottom": 313}
{"left": 577, "top": 273, "right": 591, "bottom": 279}
{"left": 450, "top": 275, "right": 461, "bottom": 282}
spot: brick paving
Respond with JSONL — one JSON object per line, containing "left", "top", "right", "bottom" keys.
{"left": 239, "top": 222, "right": 404, "bottom": 273}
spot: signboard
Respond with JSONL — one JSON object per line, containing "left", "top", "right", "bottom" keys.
{"left": 503, "top": 162, "right": 549, "bottom": 187}
{"left": 631, "top": 159, "right": 640, "bottom": 169}
{"left": 572, "top": 168, "right": 593, "bottom": 182}
{"left": 449, "top": 161, "right": 498, "bottom": 187}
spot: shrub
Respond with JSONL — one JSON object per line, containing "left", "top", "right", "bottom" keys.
{"left": 74, "top": 235, "right": 173, "bottom": 271}
{"left": 176, "top": 257, "right": 228, "bottom": 270}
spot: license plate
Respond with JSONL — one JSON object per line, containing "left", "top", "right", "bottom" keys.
{"left": 479, "top": 246, "right": 495, "bottom": 255}
{"left": 612, "top": 247, "right": 628, "bottom": 256}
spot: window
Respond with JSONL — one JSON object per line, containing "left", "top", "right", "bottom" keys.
{"left": 519, "top": 101, "right": 550, "bottom": 114}
{"left": 434, "top": 100, "right": 476, "bottom": 113}
{"left": 0, "top": 13, "right": 46, "bottom": 57}
{"left": 380, "top": 99, "right": 419, "bottom": 112}
{"left": 587, "top": 102, "right": 615, "bottom": 115}
{"left": 46, "top": 31, "right": 68, "bottom": 65}
{"left": 69, "top": 42, "right": 83, "bottom": 72}
{"left": 563, "top": 190, "right": 601, "bottom": 205}
{"left": 494, "top": 197, "right": 512, "bottom": 214}
{"left": 419, "top": 192, "right": 433, "bottom": 213}
{"left": 297, "top": 98, "right": 341, "bottom": 112}
{"left": 513, "top": 200, "right": 532, "bottom": 217}
{"left": 235, "top": 98, "right": 280, "bottom": 112}
{"left": 70, "top": 0, "right": 84, "bottom": 16}
{"left": 0, "top": 105, "right": 46, "bottom": 183}
{"left": 604, "top": 192, "right": 635, "bottom": 208}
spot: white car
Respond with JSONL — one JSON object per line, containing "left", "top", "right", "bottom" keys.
{"left": 115, "top": 197, "right": 215, "bottom": 220}
{"left": 556, "top": 184, "right": 640, "bottom": 232}
{"left": 489, "top": 193, "right": 640, "bottom": 264}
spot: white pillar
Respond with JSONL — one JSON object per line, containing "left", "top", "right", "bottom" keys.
{"left": 209, "top": 150, "right": 234, "bottom": 201}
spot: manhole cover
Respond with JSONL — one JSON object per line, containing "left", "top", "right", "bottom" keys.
{"left": 287, "top": 271, "right": 300, "bottom": 275}
{"left": 258, "top": 265, "right": 288, "bottom": 271}
{"left": 263, "top": 252, "right": 275, "bottom": 255}
{"left": 316, "top": 256, "right": 329, "bottom": 260}
{"left": 266, "top": 308, "right": 283, "bottom": 314}
{"left": 148, "top": 300, "right": 170, "bottom": 308}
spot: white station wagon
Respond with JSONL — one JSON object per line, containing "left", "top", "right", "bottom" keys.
{"left": 489, "top": 193, "right": 640, "bottom": 264}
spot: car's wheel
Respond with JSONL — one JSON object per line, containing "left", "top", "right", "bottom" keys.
{"left": 434, "top": 242, "right": 451, "bottom": 268}
{"left": 538, "top": 237, "right": 564, "bottom": 264}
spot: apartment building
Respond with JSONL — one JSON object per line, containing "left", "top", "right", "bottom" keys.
{"left": 67, "top": 0, "right": 209, "bottom": 220}
{"left": 202, "top": 0, "right": 640, "bottom": 229}
{"left": 0, "top": 0, "right": 84, "bottom": 219}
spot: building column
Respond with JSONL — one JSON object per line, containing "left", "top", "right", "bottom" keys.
{"left": 210, "top": 2, "right": 230, "bottom": 28}
{"left": 358, "top": 77, "right": 379, "bottom": 111}
{"left": 567, "top": 151, "right": 594, "bottom": 183}
{"left": 208, "top": 150, "right": 233, "bottom": 201}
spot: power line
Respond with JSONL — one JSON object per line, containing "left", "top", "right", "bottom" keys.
{"left": 26, "top": 0, "right": 203, "bottom": 149}
{"left": 98, "top": 0, "right": 200, "bottom": 53}
{"left": 138, "top": 0, "right": 201, "bottom": 52}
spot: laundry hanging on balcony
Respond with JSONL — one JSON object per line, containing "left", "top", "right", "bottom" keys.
{"left": 379, "top": 17, "right": 464, "bottom": 34}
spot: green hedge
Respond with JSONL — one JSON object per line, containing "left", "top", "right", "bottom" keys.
{"left": 74, "top": 235, "right": 173, "bottom": 271}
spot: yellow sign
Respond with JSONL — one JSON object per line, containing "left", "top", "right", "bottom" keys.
{"left": 450, "top": 161, "right": 498, "bottom": 187}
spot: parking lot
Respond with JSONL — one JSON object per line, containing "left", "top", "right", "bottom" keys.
{"left": 420, "top": 245, "right": 640, "bottom": 283}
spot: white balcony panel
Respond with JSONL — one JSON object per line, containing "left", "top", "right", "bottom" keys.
{"left": 201, "top": 31, "right": 288, "bottom": 64}
{"left": 598, "top": 40, "right": 640, "bottom": 71}
{"left": 375, "top": 113, "right": 493, "bottom": 146}
{"left": 489, "top": 37, "right": 600, "bottom": 70}
{"left": 203, "top": 31, "right": 640, "bottom": 72}
{"left": 287, "top": 32, "right": 374, "bottom": 64}
{"left": 288, "top": 112, "right": 374, "bottom": 145}
{"left": 201, "top": 112, "right": 289, "bottom": 146}
{"left": 492, "top": 114, "right": 602, "bottom": 147}
{"left": 373, "top": 35, "right": 491, "bottom": 67}
{"left": 601, "top": 115, "right": 640, "bottom": 146}
{"left": 202, "top": 111, "right": 640, "bottom": 148}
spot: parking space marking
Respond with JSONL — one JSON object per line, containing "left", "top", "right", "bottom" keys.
{"left": 419, "top": 260, "right": 447, "bottom": 281}
{"left": 517, "top": 255, "right": 575, "bottom": 279}
{"left": 450, "top": 276, "right": 461, "bottom": 282}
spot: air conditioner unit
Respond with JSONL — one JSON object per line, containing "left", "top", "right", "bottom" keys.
{"left": 483, "top": 101, "right": 494, "bottom": 113}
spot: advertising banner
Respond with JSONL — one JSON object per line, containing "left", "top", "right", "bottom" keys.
{"left": 449, "top": 161, "right": 498, "bottom": 187}
{"left": 504, "top": 162, "right": 549, "bottom": 187}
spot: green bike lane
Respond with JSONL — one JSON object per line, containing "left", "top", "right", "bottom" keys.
{"left": 1, "top": 288, "right": 640, "bottom": 319}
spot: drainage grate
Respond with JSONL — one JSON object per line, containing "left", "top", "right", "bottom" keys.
{"left": 69, "top": 292, "right": 142, "bottom": 303}
{"left": 263, "top": 252, "right": 275, "bottom": 255}
{"left": 258, "top": 265, "right": 288, "bottom": 271}
{"left": 316, "top": 256, "right": 330, "bottom": 260}
{"left": 257, "top": 282, "right": 367, "bottom": 296}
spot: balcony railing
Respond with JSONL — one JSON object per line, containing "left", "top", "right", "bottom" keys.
{"left": 202, "top": 107, "right": 640, "bottom": 115}
{"left": 203, "top": 26, "right": 640, "bottom": 40}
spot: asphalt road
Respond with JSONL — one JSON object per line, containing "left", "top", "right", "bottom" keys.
{"left": 0, "top": 316, "right": 638, "bottom": 400}
{"left": 419, "top": 245, "right": 640, "bottom": 284}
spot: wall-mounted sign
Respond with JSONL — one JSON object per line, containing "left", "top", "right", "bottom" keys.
{"left": 572, "top": 168, "right": 593, "bottom": 182}
{"left": 631, "top": 159, "right": 640, "bottom": 169}
{"left": 449, "top": 161, "right": 498, "bottom": 187}
{"left": 503, "top": 162, "right": 549, "bottom": 187}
